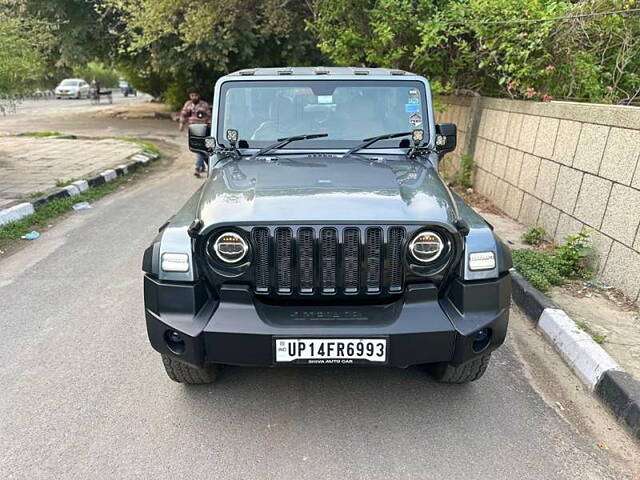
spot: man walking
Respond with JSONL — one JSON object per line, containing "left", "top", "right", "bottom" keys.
{"left": 179, "top": 88, "right": 211, "bottom": 177}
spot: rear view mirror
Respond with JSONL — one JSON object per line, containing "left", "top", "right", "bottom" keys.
{"left": 435, "top": 123, "right": 457, "bottom": 155}
{"left": 188, "top": 124, "right": 215, "bottom": 154}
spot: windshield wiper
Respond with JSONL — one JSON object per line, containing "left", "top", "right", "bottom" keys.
{"left": 342, "top": 131, "right": 412, "bottom": 158}
{"left": 249, "top": 133, "right": 328, "bottom": 160}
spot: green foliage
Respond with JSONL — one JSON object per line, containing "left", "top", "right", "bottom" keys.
{"left": 311, "top": 0, "right": 640, "bottom": 104}
{"left": 0, "top": 13, "right": 50, "bottom": 95}
{"left": 119, "top": 137, "right": 160, "bottom": 154}
{"left": 512, "top": 248, "right": 564, "bottom": 292}
{"left": 575, "top": 321, "right": 606, "bottom": 344}
{"left": 513, "top": 229, "right": 593, "bottom": 292}
{"left": 522, "top": 226, "right": 547, "bottom": 246}
{"left": 555, "top": 229, "right": 593, "bottom": 278}
{"left": 7, "top": 0, "right": 639, "bottom": 105}
{"left": 73, "top": 62, "right": 120, "bottom": 87}
{"left": 0, "top": 164, "right": 158, "bottom": 248}
{"left": 17, "top": 131, "right": 61, "bottom": 137}
{"left": 163, "top": 82, "right": 192, "bottom": 111}
{"left": 455, "top": 154, "right": 474, "bottom": 188}
{"left": 108, "top": 0, "right": 324, "bottom": 104}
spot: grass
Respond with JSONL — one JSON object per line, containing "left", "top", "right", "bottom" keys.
{"left": 522, "top": 225, "right": 546, "bottom": 246}
{"left": 17, "top": 131, "right": 61, "bottom": 137}
{"left": 512, "top": 228, "right": 593, "bottom": 293}
{"left": 0, "top": 167, "right": 153, "bottom": 250}
{"left": 512, "top": 249, "right": 564, "bottom": 292}
{"left": 28, "top": 191, "right": 43, "bottom": 198}
{"left": 575, "top": 320, "right": 607, "bottom": 344}
{"left": 455, "top": 154, "right": 474, "bottom": 189}
{"left": 54, "top": 178, "right": 76, "bottom": 187}
{"left": 119, "top": 137, "right": 160, "bottom": 155}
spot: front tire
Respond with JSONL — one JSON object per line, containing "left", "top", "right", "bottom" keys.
{"left": 161, "top": 354, "right": 219, "bottom": 384}
{"left": 428, "top": 353, "right": 491, "bottom": 384}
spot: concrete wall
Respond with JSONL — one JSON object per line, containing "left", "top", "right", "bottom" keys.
{"left": 438, "top": 96, "right": 640, "bottom": 303}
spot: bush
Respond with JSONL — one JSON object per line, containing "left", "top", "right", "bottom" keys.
{"left": 163, "top": 82, "right": 191, "bottom": 111}
{"left": 512, "top": 249, "right": 564, "bottom": 292}
{"left": 555, "top": 229, "right": 593, "bottom": 278}
{"left": 513, "top": 228, "right": 593, "bottom": 291}
{"left": 455, "top": 155, "right": 474, "bottom": 188}
{"left": 522, "top": 226, "right": 546, "bottom": 245}
{"left": 73, "top": 62, "right": 119, "bottom": 87}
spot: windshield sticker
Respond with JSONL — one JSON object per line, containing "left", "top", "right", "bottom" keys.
{"left": 409, "top": 113, "right": 422, "bottom": 127}
{"left": 317, "top": 95, "right": 333, "bottom": 104}
{"left": 408, "top": 88, "right": 421, "bottom": 104}
{"left": 405, "top": 103, "right": 420, "bottom": 113}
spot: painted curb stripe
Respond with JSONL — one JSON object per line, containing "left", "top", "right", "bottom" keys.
{"left": 538, "top": 308, "right": 620, "bottom": 390}
{"left": 0, "top": 150, "right": 157, "bottom": 227}
{"left": 510, "top": 271, "right": 640, "bottom": 438}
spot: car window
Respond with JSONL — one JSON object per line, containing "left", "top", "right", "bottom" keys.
{"left": 218, "top": 79, "right": 428, "bottom": 149}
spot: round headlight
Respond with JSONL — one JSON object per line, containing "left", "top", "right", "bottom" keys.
{"left": 409, "top": 231, "right": 444, "bottom": 263}
{"left": 212, "top": 232, "right": 248, "bottom": 263}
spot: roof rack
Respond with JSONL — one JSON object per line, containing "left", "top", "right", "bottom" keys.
{"left": 238, "top": 69, "right": 256, "bottom": 76}
{"left": 352, "top": 69, "right": 369, "bottom": 75}
{"left": 390, "top": 69, "right": 406, "bottom": 76}
{"left": 277, "top": 68, "right": 293, "bottom": 75}
{"left": 314, "top": 67, "right": 330, "bottom": 75}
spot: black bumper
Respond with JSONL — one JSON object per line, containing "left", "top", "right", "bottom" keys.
{"left": 144, "top": 274, "right": 511, "bottom": 368}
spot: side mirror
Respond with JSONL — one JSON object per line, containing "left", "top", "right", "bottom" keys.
{"left": 435, "top": 123, "right": 457, "bottom": 154}
{"left": 188, "top": 124, "right": 215, "bottom": 154}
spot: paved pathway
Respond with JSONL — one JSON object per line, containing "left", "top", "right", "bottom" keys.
{"left": 0, "top": 136, "right": 141, "bottom": 209}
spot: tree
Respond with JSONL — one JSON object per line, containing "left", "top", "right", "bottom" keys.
{"left": 0, "top": 13, "right": 50, "bottom": 95}
{"left": 107, "top": 0, "right": 325, "bottom": 107}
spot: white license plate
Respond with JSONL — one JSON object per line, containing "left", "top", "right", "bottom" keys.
{"left": 275, "top": 338, "right": 387, "bottom": 364}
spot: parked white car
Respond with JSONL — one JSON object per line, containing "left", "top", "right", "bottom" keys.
{"left": 54, "top": 79, "right": 90, "bottom": 99}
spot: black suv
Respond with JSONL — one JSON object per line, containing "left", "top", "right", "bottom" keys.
{"left": 143, "top": 67, "right": 512, "bottom": 385}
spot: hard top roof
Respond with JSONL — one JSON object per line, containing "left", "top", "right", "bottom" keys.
{"left": 226, "top": 66, "right": 420, "bottom": 78}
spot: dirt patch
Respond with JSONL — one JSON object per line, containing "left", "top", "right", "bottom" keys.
{"left": 551, "top": 283, "right": 640, "bottom": 378}
{"left": 93, "top": 102, "right": 175, "bottom": 120}
{"left": 456, "top": 182, "right": 640, "bottom": 382}
{"left": 509, "top": 305, "right": 640, "bottom": 475}
{"left": 451, "top": 185, "right": 504, "bottom": 215}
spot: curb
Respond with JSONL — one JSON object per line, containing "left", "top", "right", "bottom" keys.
{"left": 511, "top": 270, "right": 640, "bottom": 439}
{"left": 0, "top": 150, "right": 159, "bottom": 226}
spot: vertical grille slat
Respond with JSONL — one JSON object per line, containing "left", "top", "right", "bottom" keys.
{"left": 388, "top": 227, "right": 405, "bottom": 292}
{"left": 275, "top": 228, "right": 292, "bottom": 293}
{"left": 366, "top": 228, "right": 382, "bottom": 292}
{"left": 298, "top": 228, "right": 314, "bottom": 294}
{"left": 251, "top": 225, "right": 408, "bottom": 296}
{"left": 343, "top": 228, "right": 360, "bottom": 293}
{"left": 252, "top": 228, "right": 270, "bottom": 293}
{"left": 320, "top": 228, "right": 337, "bottom": 293}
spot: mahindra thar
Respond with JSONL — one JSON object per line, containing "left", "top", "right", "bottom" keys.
{"left": 143, "top": 67, "right": 512, "bottom": 385}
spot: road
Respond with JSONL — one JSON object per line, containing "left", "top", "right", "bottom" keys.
{"left": 2, "top": 91, "right": 152, "bottom": 119}
{"left": 0, "top": 108, "right": 639, "bottom": 479}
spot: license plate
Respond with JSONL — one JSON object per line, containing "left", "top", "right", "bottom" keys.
{"left": 275, "top": 338, "right": 387, "bottom": 364}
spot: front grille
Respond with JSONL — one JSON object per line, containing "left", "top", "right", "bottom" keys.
{"left": 250, "top": 226, "right": 406, "bottom": 296}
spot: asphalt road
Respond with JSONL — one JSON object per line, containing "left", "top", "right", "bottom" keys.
{"left": 3, "top": 91, "right": 151, "bottom": 119}
{"left": 0, "top": 111, "right": 638, "bottom": 479}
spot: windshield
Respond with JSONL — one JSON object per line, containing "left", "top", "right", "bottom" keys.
{"left": 60, "top": 80, "right": 79, "bottom": 86}
{"left": 218, "top": 79, "right": 428, "bottom": 149}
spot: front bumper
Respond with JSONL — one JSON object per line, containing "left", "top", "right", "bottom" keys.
{"left": 144, "top": 274, "right": 511, "bottom": 368}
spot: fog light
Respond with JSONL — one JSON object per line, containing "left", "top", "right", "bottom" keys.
{"left": 468, "top": 251, "right": 496, "bottom": 271}
{"left": 165, "top": 330, "right": 186, "bottom": 355}
{"left": 472, "top": 328, "right": 491, "bottom": 352}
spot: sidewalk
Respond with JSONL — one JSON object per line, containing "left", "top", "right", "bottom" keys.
{"left": 457, "top": 186, "right": 640, "bottom": 437}
{"left": 0, "top": 136, "right": 142, "bottom": 209}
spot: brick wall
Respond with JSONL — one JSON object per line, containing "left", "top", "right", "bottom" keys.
{"left": 438, "top": 96, "right": 640, "bottom": 303}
